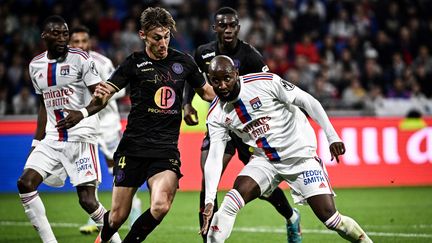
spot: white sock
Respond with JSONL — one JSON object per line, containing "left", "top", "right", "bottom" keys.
{"left": 207, "top": 189, "right": 245, "bottom": 243}
{"left": 19, "top": 191, "right": 57, "bottom": 243}
{"left": 90, "top": 203, "right": 122, "bottom": 243}
{"left": 287, "top": 209, "right": 299, "bottom": 225}
{"left": 132, "top": 194, "right": 142, "bottom": 211}
{"left": 108, "top": 167, "right": 114, "bottom": 175}
{"left": 325, "top": 211, "right": 373, "bottom": 242}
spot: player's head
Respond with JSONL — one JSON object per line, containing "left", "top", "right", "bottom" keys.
{"left": 139, "top": 7, "right": 176, "bottom": 60}
{"left": 208, "top": 55, "right": 240, "bottom": 102}
{"left": 69, "top": 25, "right": 91, "bottom": 52}
{"left": 213, "top": 7, "right": 240, "bottom": 51}
{"left": 41, "top": 15, "right": 69, "bottom": 58}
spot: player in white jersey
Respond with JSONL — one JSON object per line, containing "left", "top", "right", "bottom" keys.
{"left": 70, "top": 25, "right": 142, "bottom": 235}
{"left": 200, "top": 56, "right": 373, "bottom": 243}
{"left": 16, "top": 16, "right": 121, "bottom": 243}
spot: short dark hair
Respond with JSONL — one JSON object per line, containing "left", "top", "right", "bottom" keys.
{"left": 213, "top": 7, "right": 238, "bottom": 22}
{"left": 140, "top": 7, "right": 176, "bottom": 32}
{"left": 42, "top": 15, "right": 67, "bottom": 30}
{"left": 70, "top": 25, "right": 90, "bottom": 36}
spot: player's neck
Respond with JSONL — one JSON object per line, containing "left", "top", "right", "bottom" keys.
{"left": 47, "top": 48, "right": 68, "bottom": 61}
{"left": 218, "top": 39, "right": 239, "bottom": 54}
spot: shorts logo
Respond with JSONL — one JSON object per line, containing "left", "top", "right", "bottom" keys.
{"left": 302, "top": 170, "right": 325, "bottom": 185}
{"left": 115, "top": 170, "right": 125, "bottom": 183}
{"left": 319, "top": 182, "right": 327, "bottom": 188}
{"left": 249, "top": 97, "right": 262, "bottom": 110}
{"left": 225, "top": 117, "right": 233, "bottom": 125}
{"left": 85, "top": 171, "right": 93, "bottom": 177}
{"left": 60, "top": 65, "right": 69, "bottom": 75}
{"left": 172, "top": 63, "right": 183, "bottom": 74}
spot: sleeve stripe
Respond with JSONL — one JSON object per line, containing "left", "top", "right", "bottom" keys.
{"left": 106, "top": 81, "right": 120, "bottom": 92}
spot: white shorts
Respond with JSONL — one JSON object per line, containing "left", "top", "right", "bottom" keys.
{"left": 25, "top": 140, "right": 102, "bottom": 187}
{"left": 98, "top": 129, "right": 121, "bottom": 160}
{"left": 238, "top": 156, "right": 334, "bottom": 205}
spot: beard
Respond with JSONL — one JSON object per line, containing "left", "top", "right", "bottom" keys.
{"left": 217, "top": 81, "right": 240, "bottom": 102}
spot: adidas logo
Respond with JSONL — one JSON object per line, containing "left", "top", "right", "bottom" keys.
{"left": 85, "top": 171, "right": 93, "bottom": 176}
{"left": 319, "top": 182, "right": 327, "bottom": 188}
{"left": 210, "top": 225, "right": 221, "bottom": 233}
{"left": 224, "top": 117, "right": 232, "bottom": 125}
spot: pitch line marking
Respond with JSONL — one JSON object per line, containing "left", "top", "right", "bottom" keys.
{"left": 1, "top": 221, "right": 432, "bottom": 238}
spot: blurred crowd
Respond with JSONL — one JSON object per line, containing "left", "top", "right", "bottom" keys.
{"left": 1, "top": 0, "right": 432, "bottom": 116}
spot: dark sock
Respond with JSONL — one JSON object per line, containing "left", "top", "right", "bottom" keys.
{"left": 101, "top": 211, "right": 118, "bottom": 241}
{"left": 259, "top": 187, "right": 293, "bottom": 220}
{"left": 122, "top": 208, "right": 161, "bottom": 243}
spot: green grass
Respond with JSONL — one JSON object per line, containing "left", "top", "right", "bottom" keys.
{"left": 1, "top": 187, "right": 432, "bottom": 242}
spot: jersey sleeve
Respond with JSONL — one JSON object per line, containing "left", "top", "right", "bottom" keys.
{"left": 29, "top": 63, "right": 42, "bottom": 95}
{"left": 106, "top": 58, "right": 131, "bottom": 92}
{"left": 245, "top": 46, "right": 269, "bottom": 73}
{"left": 81, "top": 57, "right": 102, "bottom": 87}
{"left": 272, "top": 75, "right": 341, "bottom": 144}
{"left": 185, "top": 54, "right": 206, "bottom": 89}
{"left": 204, "top": 99, "right": 230, "bottom": 204}
{"left": 98, "top": 58, "right": 115, "bottom": 82}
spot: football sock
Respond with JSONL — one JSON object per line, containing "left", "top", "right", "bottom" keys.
{"left": 207, "top": 189, "right": 244, "bottom": 243}
{"left": 89, "top": 203, "right": 106, "bottom": 228}
{"left": 101, "top": 211, "right": 120, "bottom": 242}
{"left": 122, "top": 208, "right": 161, "bottom": 242}
{"left": 325, "top": 211, "right": 372, "bottom": 242}
{"left": 19, "top": 191, "right": 57, "bottom": 243}
{"left": 259, "top": 187, "right": 293, "bottom": 221}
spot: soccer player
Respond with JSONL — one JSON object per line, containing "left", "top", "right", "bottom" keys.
{"left": 69, "top": 25, "right": 142, "bottom": 234}
{"left": 16, "top": 16, "right": 121, "bottom": 243}
{"left": 183, "top": 7, "right": 301, "bottom": 242}
{"left": 56, "top": 7, "right": 215, "bottom": 243}
{"left": 201, "top": 55, "right": 373, "bottom": 243}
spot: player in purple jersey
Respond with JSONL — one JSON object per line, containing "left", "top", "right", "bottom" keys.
{"left": 57, "top": 7, "right": 216, "bottom": 243}
{"left": 183, "top": 7, "right": 301, "bottom": 243}
{"left": 17, "top": 15, "right": 121, "bottom": 243}
{"left": 201, "top": 55, "right": 373, "bottom": 243}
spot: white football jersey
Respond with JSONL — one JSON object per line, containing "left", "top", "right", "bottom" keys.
{"left": 89, "top": 51, "right": 124, "bottom": 132}
{"left": 207, "top": 72, "right": 340, "bottom": 162}
{"left": 29, "top": 48, "right": 101, "bottom": 143}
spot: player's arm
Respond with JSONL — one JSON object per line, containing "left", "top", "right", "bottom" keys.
{"left": 276, "top": 77, "right": 345, "bottom": 162}
{"left": 56, "top": 82, "right": 114, "bottom": 129}
{"left": 182, "top": 82, "right": 198, "bottom": 125}
{"left": 29, "top": 95, "right": 47, "bottom": 154}
{"left": 194, "top": 82, "right": 215, "bottom": 102}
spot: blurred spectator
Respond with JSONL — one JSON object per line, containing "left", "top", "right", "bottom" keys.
{"left": 292, "top": 54, "right": 315, "bottom": 92}
{"left": 265, "top": 30, "right": 290, "bottom": 77}
{"left": 412, "top": 45, "right": 432, "bottom": 73}
{"left": 0, "top": 85, "right": 9, "bottom": 115}
{"left": 120, "top": 18, "right": 144, "bottom": 54}
{"left": 294, "top": 33, "right": 320, "bottom": 66}
{"left": 332, "top": 48, "right": 360, "bottom": 92}
{"left": 319, "top": 35, "right": 337, "bottom": 67}
{"left": 341, "top": 78, "right": 367, "bottom": 109}
{"left": 360, "top": 57, "right": 384, "bottom": 91}
{"left": 387, "top": 78, "right": 411, "bottom": 99}
{"left": 296, "top": 0, "right": 324, "bottom": 39}
{"left": 328, "top": 9, "right": 355, "bottom": 43}
{"left": 12, "top": 86, "right": 37, "bottom": 115}
{"left": 98, "top": 6, "right": 121, "bottom": 41}
{"left": 373, "top": 30, "right": 395, "bottom": 69}
{"left": 309, "top": 72, "right": 338, "bottom": 109}
{"left": 237, "top": 4, "right": 252, "bottom": 40}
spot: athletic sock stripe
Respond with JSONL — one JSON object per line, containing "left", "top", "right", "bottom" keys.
{"left": 227, "top": 190, "right": 244, "bottom": 210}
{"left": 20, "top": 192, "right": 39, "bottom": 205}
{"left": 327, "top": 213, "right": 341, "bottom": 229}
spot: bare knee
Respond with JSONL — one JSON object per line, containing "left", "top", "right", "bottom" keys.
{"left": 78, "top": 196, "right": 99, "bottom": 213}
{"left": 151, "top": 199, "right": 172, "bottom": 219}
{"left": 17, "top": 175, "right": 39, "bottom": 193}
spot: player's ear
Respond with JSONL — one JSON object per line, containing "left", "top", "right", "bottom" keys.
{"left": 138, "top": 30, "right": 146, "bottom": 40}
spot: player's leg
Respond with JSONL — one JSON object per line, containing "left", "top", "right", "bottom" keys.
{"left": 199, "top": 135, "right": 233, "bottom": 242}
{"left": 17, "top": 168, "right": 57, "bottom": 243}
{"left": 232, "top": 132, "right": 301, "bottom": 242}
{"left": 307, "top": 194, "right": 372, "bottom": 242}
{"left": 288, "top": 157, "right": 371, "bottom": 242}
{"left": 122, "top": 169, "right": 178, "bottom": 242}
{"left": 207, "top": 175, "right": 260, "bottom": 243}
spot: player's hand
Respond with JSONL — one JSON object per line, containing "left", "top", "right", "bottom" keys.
{"left": 330, "top": 142, "right": 345, "bottom": 163}
{"left": 199, "top": 203, "right": 214, "bottom": 236}
{"left": 94, "top": 82, "right": 111, "bottom": 106}
{"left": 183, "top": 103, "right": 199, "bottom": 126}
{"left": 55, "top": 109, "right": 83, "bottom": 129}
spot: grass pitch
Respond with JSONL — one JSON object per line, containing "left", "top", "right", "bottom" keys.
{"left": 1, "top": 187, "right": 431, "bottom": 243}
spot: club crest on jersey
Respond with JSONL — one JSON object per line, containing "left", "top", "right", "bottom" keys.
{"left": 60, "top": 65, "right": 70, "bottom": 75}
{"left": 172, "top": 63, "right": 183, "bottom": 74}
{"left": 249, "top": 97, "right": 262, "bottom": 110}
